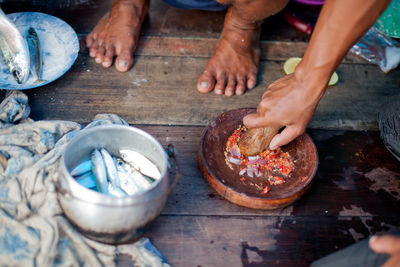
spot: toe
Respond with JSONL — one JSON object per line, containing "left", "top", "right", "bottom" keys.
{"left": 86, "top": 34, "right": 94, "bottom": 48}
{"left": 214, "top": 74, "right": 227, "bottom": 95}
{"left": 115, "top": 49, "right": 134, "bottom": 72}
{"left": 102, "top": 47, "right": 115, "bottom": 68}
{"left": 89, "top": 42, "right": 98, "bottom": 58}
{"left": 197, "top": 70, "right": 215, "bottom": 93}
{"left": 247, "top": 73, "right": 257, "bottom": 89}
{"left": 225, "top": 76, "right": 236, "bottom": 96}
{"left": 235, "top": 76, "right": 246, "bottom": 95}
{"left": 95, "top": 46, "right": 106, "bottom": 64}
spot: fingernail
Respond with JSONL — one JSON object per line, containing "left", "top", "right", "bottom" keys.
{"left": 118, "top": 60, "right": 127, "bottom": 69}
{"left": 269, "top": 141, "right": 278, "bottom": 150}
{"left": 201, "top": 81, "right": 208, "bottom": 89}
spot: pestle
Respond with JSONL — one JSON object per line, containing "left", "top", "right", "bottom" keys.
{"left": 238, "top": 126, "right": 281, "bottom": 156}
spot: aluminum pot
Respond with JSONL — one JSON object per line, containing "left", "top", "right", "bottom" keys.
{"left": 57, "top": 125, "right": 177, "bottom": 244}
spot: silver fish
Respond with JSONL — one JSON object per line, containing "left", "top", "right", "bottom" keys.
{"left": 119, "top": 149, "right": 161, "bottom": 181}
{"left": 116, "top": 158, "right": 152, "bottom": 194}
{"left": 75, "top": 172, "right": 97, "bottom": 190}
{"left": 70, "top": 160, "right": 92, "bottom": 177}
{"left": 116, "top": 168, "right": 141, "bottom": 195}
{"left": 100, "top": 148, "right": 125, "bottom": 191}
{"left": 91, "top": 149, "right": 109, "bottom": 194}
{"left": 0, "top": 8, "right": 29, "bottom": 84}
{"left": 107, "top": 182, "right": 127, "bottom": 197}
{"left": 25, "top": 27, "right": 44, "bottom": 83}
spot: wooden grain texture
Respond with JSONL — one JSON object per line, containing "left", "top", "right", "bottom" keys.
{"left": 1, "top": 1, "right": 399, "bottom": 266}
{"left": 1, "top": 0, "right": 306, "bottom": 41}
{"left": 144, "top": 215, "right": 399, "bottom": 267}
{"left": 135, "top": 36, "right": 368, "bottom": 63}
{"left": 132, "top": 126, "right": 400, "bottom": 218}
{"left": 134, "top": 126, "right": 400, "bottom": 266}
{"left": 22, "top": 53, "right": 400, "bottom": 130}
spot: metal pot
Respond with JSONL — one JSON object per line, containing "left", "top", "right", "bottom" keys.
{"left": 57, "top": 125, "right": 177, "bottom": 244}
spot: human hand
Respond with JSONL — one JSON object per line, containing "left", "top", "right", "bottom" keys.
{"left": 243, "top": 71, "right": 328, "bottom": 150}
{"left": 369, "top": 235, "right": 400, "bottom": 267}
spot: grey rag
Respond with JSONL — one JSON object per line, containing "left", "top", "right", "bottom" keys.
{"left": 0, "top": 91, "right": 169, "bottom": 267}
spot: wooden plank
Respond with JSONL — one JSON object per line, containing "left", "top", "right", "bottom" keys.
{"left": 127, "top": 127, "right": 400, "bottom": 217}
{"left": 135, "top": 36, "right": 367, "bottom": 63}
{"left": 2, "top": 0, "right": 370, "bottom": 64}
{"left": 23, "top": 54, "right": 400, "bottom": 130}
{"left": 142, "top": 215, "right": 399, "bottom": 267}
{"left": 1, "top": 0, "right": 309, "bottom": 41}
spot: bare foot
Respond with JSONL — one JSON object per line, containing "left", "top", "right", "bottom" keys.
{"left": 86, "top": 0, "right": 149, "bottom": 72}
{"left": 197, "top": 7, "right": 261, "bottom": 96}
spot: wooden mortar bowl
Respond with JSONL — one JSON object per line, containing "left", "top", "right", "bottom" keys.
{"left": 198, "top": 108, "right": 318, "bottom": 210}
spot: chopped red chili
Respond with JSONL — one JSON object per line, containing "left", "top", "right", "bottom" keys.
{"left": 262, "top": 186, "right": 270, "bottom": 194}
{"left": 225, "top": 126, "right": 295, "bottom": 194}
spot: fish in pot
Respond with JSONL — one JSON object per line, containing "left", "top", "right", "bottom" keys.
{"left": 56, "top": 125, "right": 178, "bottom": 244}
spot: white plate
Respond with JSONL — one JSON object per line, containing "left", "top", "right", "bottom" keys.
{"left": 0, "top": 12, "right": 79, "bottom": 90}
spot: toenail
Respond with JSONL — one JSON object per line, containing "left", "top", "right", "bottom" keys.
{"left": 118, "top": 60, "right": 128, "bottom": 69}
{"left": 215, "top": 89, "right": 223, "bottom": 94}
{"left": 248, "top": 81, "right": 256, "bottom": 89}
{"left": 102, "top": 61, "right": 111, "bottom": 67}
{"left": 95, "top": 57, "right": 101, "bottom": 63}
{"left": 201, "top": 81, "right": 209, "bottom": 89}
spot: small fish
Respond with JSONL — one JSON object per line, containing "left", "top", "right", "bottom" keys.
{"left": 119, "top": 149, "right": 161, "bottom": 181}
{"left": 0, "top": 8, "right": 30, "bottom": 84}
{"left": 116, "top": 168, "right": 141, "bottom": 195}
{"left": 25, "top": 27, "right": 44, "bottom": 83}
{"left": 107, "top": 182, "right": 127, "bottom": 197}
{"left": 75, "top": 172, "right": 98, "bottom": 190}
{"left": 70, "top": 160, "right": 92, "bottom": 177}
{"left": 100, "top": 148, "right": 125, "bottom": 191}
{"left": 116, "top": 158, "right": 152, "bottom": 194}
{"left": 91, "top": 149, "right": 109, "bottom": 194}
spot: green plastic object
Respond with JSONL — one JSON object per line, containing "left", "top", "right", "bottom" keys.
{"left": 374, "top": 0, "right": 400, "bottom": 38}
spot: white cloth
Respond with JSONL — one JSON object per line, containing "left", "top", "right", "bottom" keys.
{"left": 0, "top": 91, "right": 169, "bottom": 267}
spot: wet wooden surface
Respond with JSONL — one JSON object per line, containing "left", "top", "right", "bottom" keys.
{"left": 1, "top": 0, "right": 400, "bottom": 266}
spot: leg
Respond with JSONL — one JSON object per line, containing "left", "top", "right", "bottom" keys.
{"left": 85, "top": 0, "right": 149, "bottom": 72}
{"left": 197, "top": 0, "right": 289, "bottom": 96}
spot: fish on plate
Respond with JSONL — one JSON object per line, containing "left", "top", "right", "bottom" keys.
{"left": 25, "top": 27, "right": 44, "bottom": 83}
{"left": 0, "top": 8, "right": 30, "bottom": 84}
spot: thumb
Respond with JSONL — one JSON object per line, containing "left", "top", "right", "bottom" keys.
{"left": 269, "top": 125, "right": 302, "bottom": 150}
{"left": 243, "top": 113, "right": 269, "bottom": 128}
{"left": 370, "top": 235, "right": 400, "bottom": 255}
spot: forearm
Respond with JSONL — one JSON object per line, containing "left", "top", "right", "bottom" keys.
{"left": 297, "top": 0, "right": 391, "bottom": 89}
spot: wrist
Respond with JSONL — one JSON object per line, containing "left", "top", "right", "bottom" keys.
{"left": 293, "top": 61, "right": 330, "bottom": 103}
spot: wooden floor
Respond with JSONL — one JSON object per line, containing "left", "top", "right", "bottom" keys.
{"left": 2, "top": 0, "right": 400, "bottom": 266}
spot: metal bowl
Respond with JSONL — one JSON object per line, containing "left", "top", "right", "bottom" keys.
{"left": 57, "top": 125, "right": 176, "bottom": 244}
